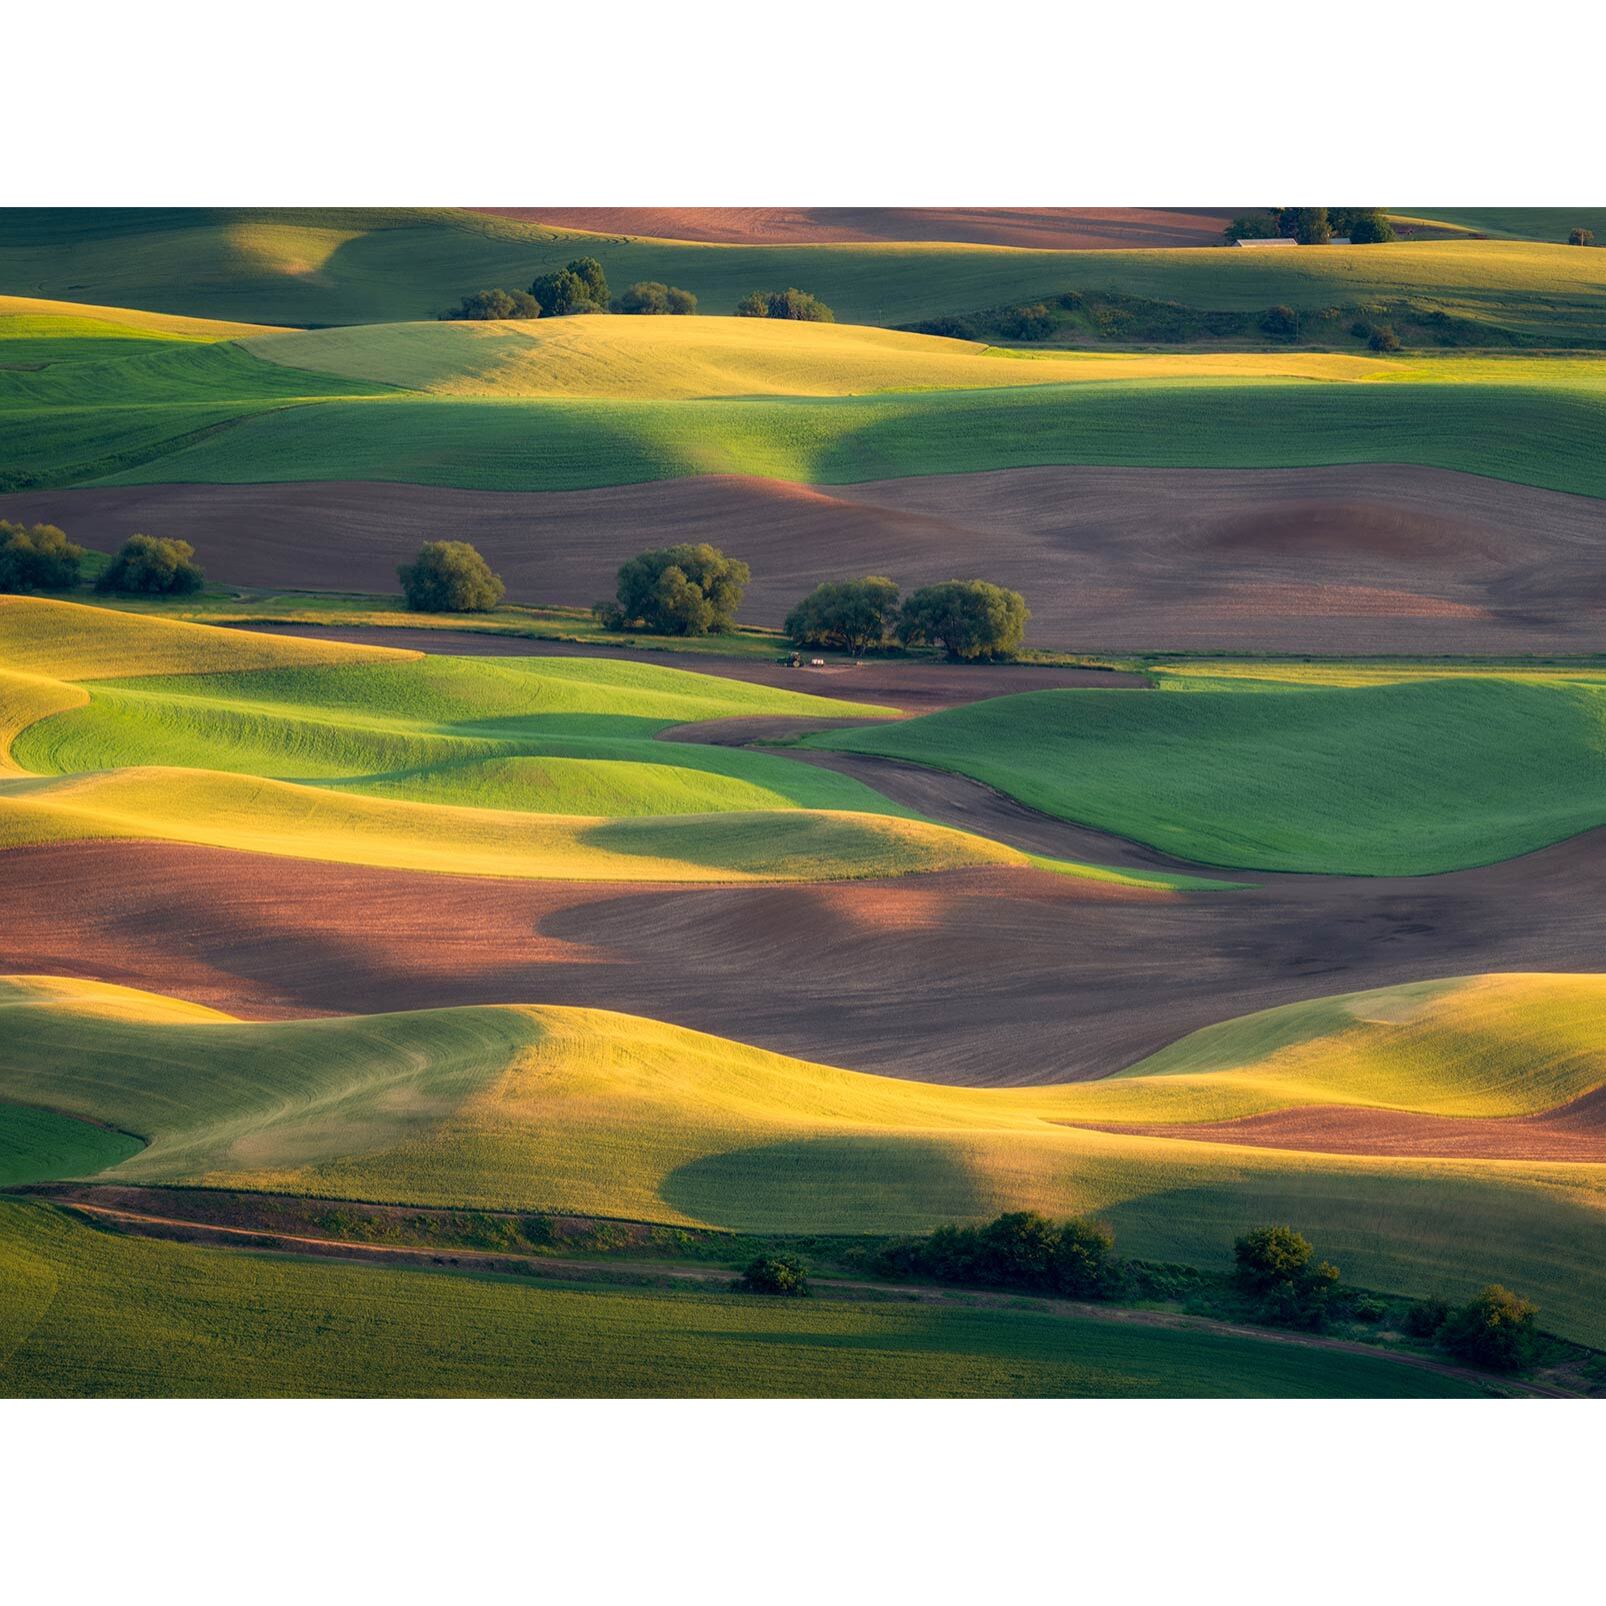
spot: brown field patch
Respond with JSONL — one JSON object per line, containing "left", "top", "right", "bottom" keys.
{"left": 1081, "top": 1086, "right": 1606, "bottom": 1162}
{"left": 470, "top": 207, "right": 1248, "bottom": 249}
{"left": 9, "top": 463, "right": 1604, "bottom": 653}
{"left": 5, "top": 798, "right": 1606, "bottom": 1085}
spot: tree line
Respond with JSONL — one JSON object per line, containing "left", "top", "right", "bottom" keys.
{"left": 1223, "top": 207, "right": 1398, "bottom": 244}
{"left": 0, "top": 522, "right": 205, "bottom": 597}
{"left": 441, "top": 255, "right": 836, "bottom": 323}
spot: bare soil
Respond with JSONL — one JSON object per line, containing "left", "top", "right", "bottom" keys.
{"left": 11, "top": 464, "right": 1605, "bottom": 653}
{"left": 470, "top": 207, "right": 1248, "bottom": 249}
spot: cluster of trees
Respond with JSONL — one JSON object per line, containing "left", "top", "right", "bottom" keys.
{"left": 875, "top": 1211, "right": 1123, "bottom": 1299}
{"left": 397, "top": 540, "right": 506, "bottom": 613}
{"left": 1233, "top": 1225, "right": 1342, "bottom": 1330}
{"left": 594, "top": 543, "right": 750, "bottom": 636}
{"left": 787, "top": 575, "right": 1028, "bottom": 661}
{"left": 1, "top": 523, "right": 206, "bottom": 598}
{"left": 441, "top": 261, "right": 699, "bottom": 321}
{"left": 1404, "top": 1284, "right": 1540, "bottom": 1371}
{"left": 734, "top": 287, "right": 835, "bottom": 322}
{"left": 736, "top": 1255, "right": 811, "bottom": 1296}
{"left": 0, "top": 520, "right": 84, "bottom": 593}
{"left": 1225, "top": 207, "right": 1396, "bottom": 244}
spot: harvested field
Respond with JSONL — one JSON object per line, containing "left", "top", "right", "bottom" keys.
{"left": 473, "top": 207, "right": 1249, "bottom": 248}
{"left": 10, "top": 462, "right": 1605, "bottom": 652}
{"left": 5, "top": 806, "right": 1606, "bottom": 1084}
{"left": 1083, "top": 1088, "right": 1606, "bottom": 1162}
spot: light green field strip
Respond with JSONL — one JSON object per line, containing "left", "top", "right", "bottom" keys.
{"left": 3, "top": 209, "right": 1602, "bottom": 334}
{"left": 0, "top": 599, "right": 1214, "bottom": 887}
{"left": 1, "top": 973, "right": 1601, "bottom": 1342}
{"left": 0, "top": 1202, "right": 1479, "bottom": 1398}
{"left": 808, "top": 670, "right": 1606, "bottom": 875}
{"left": 1398, "top": 209, "right": 1606, "bottom": 244}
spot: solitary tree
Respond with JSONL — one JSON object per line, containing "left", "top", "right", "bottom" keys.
{"left": 0, "top": 520, "right": 84, "bottom": 593}
{"left": 1438, "top": 1284, "right": 1539, "bottom": 1371}
{"left": 1260, "top": 304, "right": 1300, "bottom": 339}
{"left": 1569, "top": 227, "right": 1596, "bottom": 246}
{"left": 734, "top": 288, "right": 835, "bottom": 322}
{"left": 94, "top": 534, "right": 204, "bottom": 596}
{"left": 597, "top": 543, "right": 750, "bottom": 636}
{"left": 1233, "top": 1224, "right": 1340, "bottom": 1329}
{"left": 1369, "top": 325, "right": 1402, "bottom": 353}
{"left": 440, "top": 288, "right": 541, "bottom": 320}
{"left": 897, "top": 579, "right": 1029, "bottom": 661}
{"left": 784, "top": 577, "right": 900, "bottom": 654}
{"left": 529, "top": 257, "right": 610, "bottom": 316}
{"left": 1346, "top": 211, "right": 1397, "bottom": 244}
{"left": 615, "top": 281, "right": 698, "bottom": 315}
{"left": 397, "top": 540, "right": 505, "bottom": 612}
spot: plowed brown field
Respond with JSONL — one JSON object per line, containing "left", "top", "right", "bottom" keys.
{"left": 10, "top": 464, "right": 1603, "bottom": 652}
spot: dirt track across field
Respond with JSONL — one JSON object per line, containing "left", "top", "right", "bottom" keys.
{"left": 471, "top": 207, "right": 1248, "bottom": 249}
{"left": 10, "top": 464, "right": 1604, "bottom": 653}
{"left": 41, "top": 1194, "right": 1574, "bottom": 1396}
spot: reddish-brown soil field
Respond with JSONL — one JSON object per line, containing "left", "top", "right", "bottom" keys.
{"left": 1080, "top": 1086, "right": 1606, "bottom": 1162}
{"left": 11, "top": 464, "right": 1604, "bottom": 653}
{"left": 6, "top": 777, "right": 1605, "bottom": 1086}
{"left": 471, "top": 207, "right": 1248, "bottom": 248}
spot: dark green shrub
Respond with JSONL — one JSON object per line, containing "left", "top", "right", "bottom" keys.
{"left": 910, "top": 316, "right": 978, "bottom": 339}
{"left": 0, "top": 520, "right": 84, "bottom": 593}
{"left": 1439, "top": 1285, "right": 1539, "bottom": 1371}
{"left": 784, "top": 576, "right": 900, "bottom": 654}
{"left": 397, "top": 540, "right": 505, "bottom": 613}
{"left": 1402, "top": 1295, "right": 1451, "bottom": 1338}
{"left": 738, "top": 1255, "right": 810, "bottom": 1296}
{"left": 1000, "top": 302, "right": 1054, "bottom": 340}
{"left": 1369, "top": 325, "right": 1402, "bottom": 353}
{"left": 1233, "top": 1224, "right": 1340, "bottom": 1330}
{"left": 734, "top": 288, "right": 835, "bottom": 322}
{"left": 441, "top": 288, "right": 540, "bottom": 320}
{"left": 1052, "top": 1218, "right": 1122, "bottom": 1298}
{"left": 1346, "top": 211, "right": 1397, "bottom": 244}
{"left": 597, "top": 543, "right": 750, "bottom": 635}
{"left": 1260, "top": 304, "right": 1300, "bottom": 339}
{"left": 615, "top": 281, "right": 697, "bottom": 314}
{"left": 897, "top": 579, "right": 1029, "bottom": 661}
{"left": 94, "top": 534, "right": 203, "bottom": 596}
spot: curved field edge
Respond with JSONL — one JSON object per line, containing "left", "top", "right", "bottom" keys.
{"left": 805, "top": 672, "right": 1606, "bottom": 876}
{"left": 1, "top": 974, "right": 1600, "bottom": 1343}
{"left": 0, "top": 1201, "right": 1482, "bottom": 1398}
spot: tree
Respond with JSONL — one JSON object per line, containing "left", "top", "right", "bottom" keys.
{"left": 441, "top": 287, "right": 540, "bottom": 320}
{"left": 94, "top": 534, "right": 204, "bottom": 596}
{"left": 597, "top": 543, "right": 750, "bottom": 635}
{"left": 1439, "top": 1284, "right": 1539, "bottom": 1371}
{"left": 1260, "top": 304, "right": 1300, "bottom": 339}
{"left": 615, "top": 281, "right": 698, "bottom": 315}
{"left": 1233, "top": 1224, "right": 1340, "bottom": 1330}
{"left": 1051, "top": 1218, "right": 1121, "bottom": 1298}
{"left": 1346, "top": 210, "right": 1397, "bottom": 244}
{"left": 1369, "top": 325, "right": 1402, "bottom": 353}
{"left": 397, "top": 540, "right": 505, "bottom": 613}
{"left": 1569, "top": 227, "right": 1595, "bottom": 246}
{"left": 0, "top": 520, "right": 84, "bottom": 593}
{"left": 1401, "top": 1295, "right": 1451, "bottom": 1339}
{"left": 783, "top": 577, "right": 900, "bottom": 654}
{"left": 1223, "top": 212, "right": 1281, "bottom": 241}
{"left": 529, "top": 257, "right": 610, "bottom": 316}
{"left": 897, "top": 579, "right": 1029, "bottom": 661}
{"left": 1293, "top": 207, "right": 1332, "bottom": 245}
{"left": 1001, "top": 302, "right": 1054, "bottom": 340}
{"left": 734, "top": 287, "right": 835, "bottom": 322}
{"left": 738, "top": 1255, "right": 810, "bottom": 1296}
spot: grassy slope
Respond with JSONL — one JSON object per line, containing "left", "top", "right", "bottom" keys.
{"left": 0, "top": 1202, "right": 1477, "bottom": 1398}
{"left": 808, "top": 671, "right": 1606, "bottom": 875}
{"left": 3, "top": 975, "right": 1600, "bottom": 1342}
{"left": 74, "top": 375, "right": 1606, "bottom": 500}
{"left": 1403, "top": 209, "right": 1606, "bottom": 244}
{"left": 1, "top": 209, "right": 1599, "bottom": 335}
{"left": 0, "top": 599, "right": 1205, "bottom": 886}
{"left": 245, "top": 315, "right": 1401, "bottom": 398}
{"left": 0, "top": 1104, "right": 140, "bottom": 1188}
